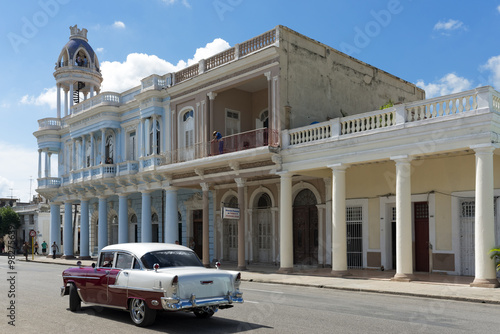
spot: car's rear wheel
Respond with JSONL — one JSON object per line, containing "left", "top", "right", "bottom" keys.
{"left": 69, "top": 284, "right": 81, "bottom": 312}
{"left": 129, "top": 298, "right": 156, "bottom": 327}
{"left": 193, "top": 307, "right": 215, "bottom": 319}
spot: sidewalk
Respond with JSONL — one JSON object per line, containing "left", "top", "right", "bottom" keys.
{"left": 20, "top": 255, "right": 500, "bottom": 305}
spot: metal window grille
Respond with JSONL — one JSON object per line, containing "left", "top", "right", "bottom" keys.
{"left": 346, "top": 206, "right": 363, "bottom": 268}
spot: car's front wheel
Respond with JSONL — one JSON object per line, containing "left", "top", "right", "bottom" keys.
{"left": 129, "top": 298, "right": 156, "bottom": 327}
{"left": 193, "top": 306, "right": 215, "bottom": 319}
{"left": 69, "top": 284, "right": 81, "bottom": 312}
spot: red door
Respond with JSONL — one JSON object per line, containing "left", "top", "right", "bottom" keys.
{"left": 414, "top": 202, "right": 429, "bottom": 272}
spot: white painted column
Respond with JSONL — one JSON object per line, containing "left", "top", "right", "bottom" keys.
{"left": 278, "top": 172, "right": 293, "bottom": 272}
{"left": 324, "top": 178, "right": 332, "bottom": 266}
{"left": 98, "top": 196, "right": 108, "bottom": 252}
{"left": 69, "top": 83, "right": 74, "bottom": 108}
{"left": 63, "top": 201, "right": 74, "bottom": 258}
{"left": 71, "top": 139, "right": 76, "bottom": 171}
{"left": 118, "top": 194, "right": 128, "bottom": 244}
{"left": 141, "top": 191, "right": 152, "bottom": 242}
{"left": 56, "top": 83, "right": 61, "bottom": 119}
{"left": 330, "top": 164, "right": 348, "bottom": 276}
{"left": 145, "top": 118, "right": 150, "bottom": 155}
{"left": 101, "top": 129, "right": 106, "bottom": 164}
{"left": 50, "top": 203, "right": 61, "bottom": 256}
{"left": 44, "top": 150, "right": 49, "bottom": 177}
{"left": 471, "top": 145, "right": 499, "bottom": 287}
{"left": 236, "top": 178, "right": 247, "bottom": 271}
{"left": 80, "top": 199, "right": 90, "bottom": 258}
{"left": 64, "top": 88, "right": 69, "bottom": 117}
{"left": 90, "top": 85, "right": 94, "bottom": 98}
{"left": 90, "top": 133, "right": 95, "bottom": 166}
{"left": 392, "top": 156, "right": 413, "bottom": 281}
{"left": 164, "top": 187, "right": 178, "bottom": 243}
{"left": 201, "top": 183, "right": 210, "bottom": 267}
{"left": 47, "top": 152, "right": 52, "bottom": 177}
{"left": 38, "top": 149, "right": 42, "bottom": 178}
{"left": 152, "top": 115, "right": 158, "bottom": 155}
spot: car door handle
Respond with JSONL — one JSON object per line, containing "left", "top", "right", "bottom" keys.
{"left": 123, "top": 272, "right": 128, "bottom": 276}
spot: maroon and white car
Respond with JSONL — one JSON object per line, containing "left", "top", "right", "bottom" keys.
{"left": 60, "top": 243, "right": 243, "bottom": 326}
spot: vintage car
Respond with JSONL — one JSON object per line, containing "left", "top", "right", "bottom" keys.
{"left": 61, "top": 243, "right": 243, "bottom": 326}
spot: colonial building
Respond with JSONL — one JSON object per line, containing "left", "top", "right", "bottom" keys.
{"left": 35, "top": 25, "right": 500, "bottom": 287}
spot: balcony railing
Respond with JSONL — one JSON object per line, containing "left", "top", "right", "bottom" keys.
{"left": 38, "top": 117, "right": 62, "bottom": 130}
{"left": 211, "top": 128, "right": 269, "bottom": 155}
{"left": 282, "top": 86, "right": 500, "bottom": 149}
{"left": 37, "top": 177, "right": 61, "bottom": 189}
{"left": 71, "top": 92, "right": 122, "bottom": 114}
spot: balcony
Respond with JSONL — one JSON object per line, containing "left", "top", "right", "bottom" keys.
{"left": 37, "top": 177, "right": 61, "bottom": 189}
{"left": 38, "top": 118, "right": 63, "bottom": 131}
{"left": 282, "top": 86, "right": 500, "bottom": 149}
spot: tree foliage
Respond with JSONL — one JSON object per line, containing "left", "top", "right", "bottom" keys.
{"left": 490, "top": 247, "right": 500, "bottom": 272}
{"left": 0, "top": 206, "right": 21, "bottom": 237}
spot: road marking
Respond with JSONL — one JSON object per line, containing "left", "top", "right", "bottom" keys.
{"left": 244, "top": 300, "right": 259, "bottom": 304}
{"left": 244, "top": 288, "right": 283, "bottom": 294}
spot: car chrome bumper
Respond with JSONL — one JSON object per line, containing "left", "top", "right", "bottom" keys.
{"left": 161, "top": 292, "right": 243, "bottom": 311}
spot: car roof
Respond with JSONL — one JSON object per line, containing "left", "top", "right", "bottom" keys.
{"left": 101, "top": 243, "right": 192, "bottom": 258}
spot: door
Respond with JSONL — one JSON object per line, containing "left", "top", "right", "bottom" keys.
{"left": 346, "top": 206, "right": 363, "bottom": 268}
{"left": 460, "top": 199, "right": 475, "bottom": 276}
{"left": 181, "top": 109, "right": 194, "bottom": 161}
{"left": 414, "top": 202, "right": 429, "bottom": 272}
{"left": 293, "top": 206, "right": 318, "bottom": 265}
{"left": 256, "top": 209, "right": 272, "bottom": 263}
{"left": 192, "top": 210, "right": 203, "bottom": 259}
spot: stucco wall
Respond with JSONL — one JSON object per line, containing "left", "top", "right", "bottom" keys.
{"left": 277, "top": 26, "right": 425, "bottom": 130}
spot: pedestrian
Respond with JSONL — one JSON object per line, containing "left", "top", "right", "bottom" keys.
{"left": 51, "top": 242, "right": 59, "bottom": 259}
{"left": 22, "top": 242, "right": 29, "bottom": 261}
{"left": 41, "top": 240, "right": 47, "bottom": 255}
{"left": 34, "top": 241, "right": 39, "bottom": 255}
{"left": 212, "top": 131, "right": 224, "bottom": 154}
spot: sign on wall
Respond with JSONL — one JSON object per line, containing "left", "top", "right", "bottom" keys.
{"left": 222, "top": 207, "right": 240, "bottom": 220}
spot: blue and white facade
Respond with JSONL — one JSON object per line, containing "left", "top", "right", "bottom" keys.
{"left": 35, "top": 25, "right": 500, "bottom": 287}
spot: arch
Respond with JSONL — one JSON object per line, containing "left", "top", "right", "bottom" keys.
{"left": 292, "top": 181, "right": 322, "bottom": 206}
{"left": 249, "top": 186, "right": 275, "bottom": 209}
{"left": 292, "top": 186, "right": 319, "bottom": 265}
{"left": 57, "top": 48, "right": 70, "bottom": 67}
{"left": 73, "top": 46, "right": 91, "bottom": 68}
{"left": 107, "top": 208, "right": 118, "bottom": 245}
{"left": 220, "top": 189, "right": 239, "bottom": 207}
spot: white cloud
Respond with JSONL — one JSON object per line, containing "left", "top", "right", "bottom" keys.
{"left": 96, "top": 47, "right": 104, "bottom": 53}
{"left": 497, "top": 5, "right": 500, "bottom": 13}
{"left": 434, "top": 19, "right": 464, "bottom": 31}
{"left": 113, "top": 21, "right": 126, "bottom": 29}
{"left": 481, "top": 55, "right": 500, "bottom": 90}
{"left": 0, "top": 141, "right": 38, "bottom": 202}
{"left": 416, "top": 73, "right": 472, "bottom": 98}
{"left": 100, "top": 38, "right": 230, "bottom": 92}
{"left": 20, "top": 86, "right": 57, "bottom": 110}
{"left": 162, "top": 0, "right": 191, "bottom": 8}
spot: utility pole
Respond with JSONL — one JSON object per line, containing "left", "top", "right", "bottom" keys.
{"left": 29, "top": 176, "right": 33, "bottom": 203}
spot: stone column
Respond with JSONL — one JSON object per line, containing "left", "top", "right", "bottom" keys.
{"left": 330, "top": 164, "right": 348, "bottom": 276}
{"left": 56, "top": 83, "right": 61, "bottom": 119}
{"left": 101, "top": 129, "right": 106, "bottom": 164}
{"left": 50, "top": 203, "right": 61, "bottom": 256}
{"left": 71, "top": 139, "right": 76, "bottom": 171}
{"left": 118, "top": 194, "right": 129, "bottom": 244}
{"left": 235, "top": 178, "right": 247, "bottom": 270}
{"left": 201, "top": 183, "right": 210, "bottom": 267}
{"left": 47, "top": 153, "right": 52, "bottom": 177}
{"left": 63, "top": 88, "right": 68, "bottom": 117}
{"left": 98, "top": 196, "right": 108, "bottom": 252}
{"left": 62, "top": 201, "right": 74, "bottom": 258}
{"left": 90, "top": 133, "right": 95, "bottom": 167}
{"left": 44, "top": 150, "right": 49, "bottom": 177}
{"left": 278, "top": 172, "right": 293, "bottom": 273}
{"left": 38, "top": 149, "right": 42, "bottom": 178}
{"left": 79, "top": 199, "right": 91, "bottom": 259}
{"left": 90, "top": 85, "right": 94, "bottom": 98}
{"left": 471, "top": 145, "right": 499, "bottom": 287}
{"left": 164, "top": 187, "right": 178, "bottom": 243}
{"left": 141, "top": 191, "right": 152, "bottom": 242}
{"left": 391, "top": 156, "right": 413, "bottom": 281}
{"left": 69, "top": 83, "right": 74, "bottom": 108}
{"left": 152, "top": 115, "right": 158, "bottom": 155}
{"left": 324, "top": 178, "right": 332, "bottom": 266}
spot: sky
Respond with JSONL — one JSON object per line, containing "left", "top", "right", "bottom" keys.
{"left": 1, "top": 0, "right": 500, "bottom": 202}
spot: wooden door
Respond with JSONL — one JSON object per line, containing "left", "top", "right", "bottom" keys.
{"left": 193, "top": 210, "right": 203, "bottom": 259}
{"left": 293, "top": 206, "right": 318, "bottom": 265}
{"left": 414, "top": 202, "right": 429, "bottom": 272}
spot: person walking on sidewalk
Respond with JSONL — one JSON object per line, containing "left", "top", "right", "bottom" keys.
{"left": 51, "top": 242, "right": 59, "bottom": 259}
{"left": 41, "top": 240, "right": 47, "bottom": 255}
{"left": 22, "top": 242, "right": 29, "bottom": 261}
{"left": 34, "top": 241, "right": 39, "bottom": 255}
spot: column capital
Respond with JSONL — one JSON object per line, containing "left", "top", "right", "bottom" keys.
{"left": 207, "top": 91, "right": 217, "bottom": 100}
{"left": 470, "top": 143, "right": 498, "bottom": 154}
{"left": 200, "top": 182, "right": 210, "bottom": 192}
{"left": 327, "top": 163, "right": 348, "bottom": 171}
{"left": 390, "top": 154, "right": 413, "bottom": 163}
{"left": 276, "top": 171, "right": 292, "bottom": 178}
{"left": 234, "top": 178, "right": 246, "bottom": 188}
{"left": 264, "top": 71, "right": 271, "bottom": 81}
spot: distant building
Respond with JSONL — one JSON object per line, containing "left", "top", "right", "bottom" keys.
{"left": 35, "top": 25, "right": 500, "bottom": 287}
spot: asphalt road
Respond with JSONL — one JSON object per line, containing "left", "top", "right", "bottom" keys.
{"left": 1, "top": 258, "right": 500, "bottom": 333}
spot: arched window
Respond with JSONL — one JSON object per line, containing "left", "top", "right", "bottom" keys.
{"left": 257, "top": 193, "right": 272, "bottom": 209}
{"left": 149, "top": 119, "right": 161, "bottom": 155}
{"left": 105, "top": 134, "right": 114, "bottom": 164}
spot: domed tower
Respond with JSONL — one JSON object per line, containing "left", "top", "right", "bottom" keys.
{"left": 54, "top": 25, "right": 102, "bottom": 118}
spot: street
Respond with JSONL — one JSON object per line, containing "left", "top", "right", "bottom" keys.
{"left": 1, "top": 258, "right": 500, "bottom": 333}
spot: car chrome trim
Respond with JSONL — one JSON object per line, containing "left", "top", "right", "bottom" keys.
{"left": 64, "top": 275, "right": 99, "bottom": 280}
{"left": 161, "top": 294, "right": 243, "bottom": 311}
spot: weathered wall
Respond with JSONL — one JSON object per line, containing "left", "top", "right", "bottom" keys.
{"left": 277, "top": 26, "right": 425, "bottom": 129}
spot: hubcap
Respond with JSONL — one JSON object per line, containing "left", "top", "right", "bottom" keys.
{"left": 131, "top": 299, "right": 145, "bottom": 323}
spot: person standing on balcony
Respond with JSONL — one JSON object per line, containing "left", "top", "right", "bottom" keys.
{"left": 213, "top": 131, "right": 223, "bottom": 154}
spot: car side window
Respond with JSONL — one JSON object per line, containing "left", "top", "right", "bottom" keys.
{"left": 132, "top": 258, "right": 141, "bottom": 269}
{"left": 115, "top": 253, "right": 133, "bottom": 269}
{"left": 100, "top": 252, "right": 114, "bottom": 268}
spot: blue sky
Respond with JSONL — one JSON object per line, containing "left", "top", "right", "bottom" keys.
{"left": 1, "top": 0, "right": 500, "bottom": 201}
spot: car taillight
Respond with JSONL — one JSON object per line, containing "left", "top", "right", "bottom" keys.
{"left": 171, "top": 275, "right": 178, "bottom": 295}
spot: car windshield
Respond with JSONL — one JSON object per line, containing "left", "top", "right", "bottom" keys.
{"left": 140, "top": 250, "right": 203, "bottom": 269}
